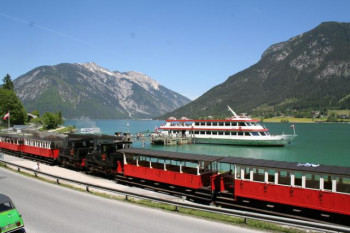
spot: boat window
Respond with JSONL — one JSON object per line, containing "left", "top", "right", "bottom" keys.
{"left": 336, "top": 177, "right": 350, "bottom": 194}
{"left": 206, "top": 131, "right": 211, "bottom": 135}
{"left": 251, "top": 132, "right": 259, "bottom": 136}
{"left": 244, "top": 132, "right": 250, "bottom": 136}
{"left": 225, "top": 122, "right": 230, "bottom": 126}
{"left": 200, "top": 122, "right": 206, "bottom": 126}
{"left": 246, "top": 122, "right": 251, "bottom": 126}
{"left": 224, "top": 132, "right": 230, "bottom": 135}
{"left": 200, "top": 131, "right": 205, "bottom": 135}
{"left": 232, "top": 122, "right": 238, "bottom": 126}
{"left": 212, "top": 131, "right": 217, "bottom": 135}
{"left": 305, "top": 174, "right": 320, "bottom": 189}
{"left": 218, "top": 131, "right": 223, "bottom": 135}
{"left": 212, "top": 122, "right": 217, "bottom": 126}
{"left": 260, "top": 132, "right": 266, "bottom": 136}
{"left": 238, "top": 132, "right": 243, "bottom": 136}
{"left": 231, "top": 132, "right": 237, "bottom": 136}
{"left": 195, "top": 122, "right": 200, "bottom": 126}
{"left": 194, "top": 131, "right": 199, "bottom": 134}
{"left": 239, "top": 122, "right": 246, "bottom": 126}
{"left": 219, "top": 122, "right": 224, "bottom": 126}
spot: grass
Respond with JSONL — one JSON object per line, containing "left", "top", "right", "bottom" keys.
{"left": 262, "top": 117, "right": 318, "bottom": 123}
{"left": 262, "top": 116, "right": 350, "bottom": 123}
{"left": 54, "top": 125, "right": 76, "bottom": 133}
{"left": 0, "top": 161, "right": 310, "bottom": 233}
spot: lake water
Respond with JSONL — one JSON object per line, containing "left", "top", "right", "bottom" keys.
{"left": 64, "top": 119, "right": 350, "bottom": 167}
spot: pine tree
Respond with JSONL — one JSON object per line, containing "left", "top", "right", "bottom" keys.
{"left": 2, "top": 74, "right": 14, "bottom": 91}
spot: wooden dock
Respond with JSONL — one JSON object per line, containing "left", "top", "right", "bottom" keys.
{"left": 151, "top": 135, "right": 192, "bottom": 146}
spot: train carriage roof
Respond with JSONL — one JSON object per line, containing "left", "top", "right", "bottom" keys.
{"left": 218, "top": 157, "right": 350, "bottom": 176}
{"left": 119, "top": 148, "right": 220, "bottom": 162}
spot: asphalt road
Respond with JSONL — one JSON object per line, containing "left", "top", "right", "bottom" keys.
{"left": 0, "top": 167, "right": 262, "bottom": 233}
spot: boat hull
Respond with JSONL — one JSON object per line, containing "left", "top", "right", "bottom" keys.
{"left": 193, "top": 135, "right": 296, "bottom": 146}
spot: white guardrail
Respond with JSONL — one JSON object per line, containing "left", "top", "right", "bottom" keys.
{"left": 1, "top": 159, "right": 349, "bottom": 233}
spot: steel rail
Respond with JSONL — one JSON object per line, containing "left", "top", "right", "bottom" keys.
{"left": 1, "top": 159, "right": 349, "bottom": 233}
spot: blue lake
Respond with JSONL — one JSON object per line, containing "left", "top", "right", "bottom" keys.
{"left": 65, "top": 119, "right": 350, "bottom": 167}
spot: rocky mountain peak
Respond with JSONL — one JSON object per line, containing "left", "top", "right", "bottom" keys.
{"left": 14, "top": 63, "right": 190, "bottom": 119}
{"left": 161, "top": 21, "right": 350, "bottom": 119}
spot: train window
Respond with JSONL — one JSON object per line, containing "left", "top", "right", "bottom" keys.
{"left": 244, "top": 167, "right": 251, "bottom": 180}
{"left": 305, "top": 174, "right": 320, "bottom": 189}
{"left": 293, "top": 172, "right": 302, "bottom": 187}
{"left": 335, "top": 177, "right": 350, "bottom": 194}
{"left": 322, "top": 175, "right": 332, "bottom": 191}
{"left": 268, "top": 169, "right": 276, "bottom": 183}
{"left": 253, "top": 168, "right": 265, "bottom": 182}
{"left": 278, "top": 171, "right": 290, "bottom": 185}
{"left": 235, "top": 165, "right": 242, "bottom": 179}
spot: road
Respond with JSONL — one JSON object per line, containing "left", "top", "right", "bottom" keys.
{"left": 0, "top": 167, "right": 262, "bottom": 233}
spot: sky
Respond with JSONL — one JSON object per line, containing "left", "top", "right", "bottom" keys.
{"left": 1, "top": 0, "right": 350, "bottom": 100}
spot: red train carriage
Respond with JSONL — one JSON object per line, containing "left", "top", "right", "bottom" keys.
{"left": 218, "top": 157, "right": 350, "bottom": 216}
{"left": 0, "top": 135, "right": 22, "bottom": 152}
{"left": 21, "top": 137, "right": 61, "bottom": 162}
{"left": 118, "top": 148, "right": 220, "bottom": 190}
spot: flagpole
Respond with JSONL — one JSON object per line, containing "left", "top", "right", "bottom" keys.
{"left": 8, "top": 110, "right": 10, "bottom": 129}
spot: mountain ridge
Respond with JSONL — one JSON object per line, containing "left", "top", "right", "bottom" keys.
{"left": 161, "top": 21, "right": 350, "bottom": 119}
{"left": 14, "top": 62, "right": 191, "bottom": 119}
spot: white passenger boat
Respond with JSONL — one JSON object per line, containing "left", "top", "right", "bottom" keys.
{"left": 158, "top": 106, "right": 296, "bottom": 146}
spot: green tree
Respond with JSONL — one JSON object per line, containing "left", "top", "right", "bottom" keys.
{"left": 31, "top": 110, "right": 40, "bottom": 117}
{"left": 41, "top": 111, "right": 64, "bottom": 130}
{"left": 2, "top": 74, "right": 14, "bottom": 91}
{"left": 0, "top": 88, "right": 27, "bottom": 125}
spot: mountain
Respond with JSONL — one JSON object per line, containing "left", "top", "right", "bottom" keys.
{"left": 14, "top": 62, "right": 191, "bottom": 119}
{"left": 162, "top": 22, "right": 350, "bottom": 119}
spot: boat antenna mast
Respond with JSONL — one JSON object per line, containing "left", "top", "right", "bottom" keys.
{"left": 227, "top": 105, "right": 238, "bottom": 118}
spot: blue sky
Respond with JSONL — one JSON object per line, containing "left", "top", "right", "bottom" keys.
{"left": 1, "top": 0, "right": 350, "bottom": 100}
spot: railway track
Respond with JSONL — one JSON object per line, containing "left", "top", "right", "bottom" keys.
{"left": 2, "top": 154, "right": 349, "bottom": 232}
{"left": 116, "top": 173, "right": 349, "bottom": 227}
